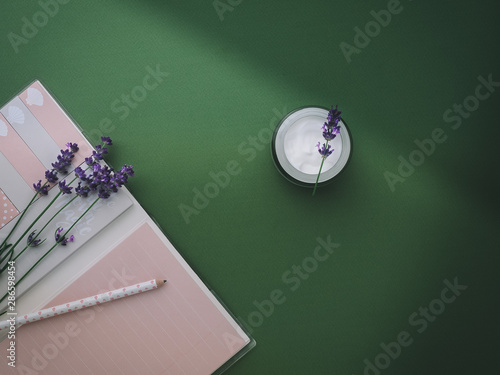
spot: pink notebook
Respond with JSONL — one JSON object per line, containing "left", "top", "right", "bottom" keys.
{"left": 0, "top": 81, "right": 254, "bottom": 374}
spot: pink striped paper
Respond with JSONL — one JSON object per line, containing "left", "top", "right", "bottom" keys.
{"left": 0, "top": 113, "right": 46, "bottom": 189}
{"left": 19, "top": 81, "right": 92, "bottom": 168}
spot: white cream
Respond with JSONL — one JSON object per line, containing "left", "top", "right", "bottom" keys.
{"left": 283, "top": 115, "right": 342, "bottom": 175}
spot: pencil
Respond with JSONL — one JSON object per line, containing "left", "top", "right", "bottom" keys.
{"left": 0, "top": 279, "right": 166, "bottom": 331}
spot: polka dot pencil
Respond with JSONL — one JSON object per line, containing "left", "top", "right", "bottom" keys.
{"left": 0, "top": 279, "right": 166, "bottom": 331}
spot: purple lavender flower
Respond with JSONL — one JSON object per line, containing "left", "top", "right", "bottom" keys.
{"left": 87, "top": 167, "right": 99, "bottom": 190}
{"left": 110, "top": 164, "right": 135, "bottom": 190}
{"left": 111, "top": 171, "right": 126, "bottom": 189}
{"left": 58, "top": 180, "right": 73, "bottom": 195}
{"left": 84, "top": 137, "right": 114, "bottom": 165}
{"left": 62, "top": 235, "right": 74, "bottom": 246}
{"left": 33, "top": 180, "right": 48, "bottom": 196}
{"left": 55, "top": 227, "right": 74, "bottom": 245}
{"left": 92, "top": 163, "right": 102, "bottom": 174}
{"left": 44, "top": 170, "right": 58, "bottom": 183}
{"left": 52, "top": 148, "right": 75, "bottom": 173}
{"left": 313, "top": 105, "right": 342, "bottom": 196}
{"left": 55, "top": 227, "right": 63, "bottom": 242}
{"left": 74, "top": 166, "right": 88, "bottom": 181}
{"left": 316, "top": 142, "right": 333, "bottom": 158}
{"left": 88, "top": 164, "right": 135, "bottom": 199}
{"left": 51, "top": 161, "right": 65, "bottom": 174}
{"left": 122, "top": 164, "right": 134, "bottom": 177}
{"left": 75, "top": 138, "right": 132, "bottom": 200}
{"left": 66, "top": 142, "right": 79, "bottom": 153}
{"left": 60, "top": 148, "right": 74, "bottom": 160}
{"left": 31, "top": 143, "right": 79, "bottom": 197}
{"left": 85, "top": 164, "right": 105, "bottom": 191}
{"left": 321, "top": 105, "right": 342, "bottom": 142}
{"left": 326, "top": 105, "right": 342, "bottom": 128}
{"left": 322, "top": 124, "right": 337, "bottom": 141}
{"left": 86, "top": 146, "right": 107, "bottom": 165}
{"left": 27, "top": 231, "right": 45, "bottom": 247}
{"left": 101, "top": 137, "right": 112, "bottom": 145}
{"left": 75, "top": 182, "right": 90, "bottom": 197}
{"left": 92, "top": 145, "right": 108, "bottom": 160}
{"left": 97, "top": 188, "right": 111, "bottom": 199}
{"left": 94, "top": 165, "right": 112, "bottom": 186}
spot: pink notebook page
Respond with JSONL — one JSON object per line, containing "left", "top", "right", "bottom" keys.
{"left": 0, "top": 222, "right": 249, "bottom": 374}
{"left": 19, "top": 81, "right": 91, "bottom": 168}
{"left": 0, "top": 113, "right": 46, "bottom": 189}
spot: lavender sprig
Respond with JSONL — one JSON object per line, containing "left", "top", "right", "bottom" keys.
{"left": 55, "top": 227, "right": 74, "bottom": 246}
{"left": 0, "top": 137, "right": 134, "bottom": 307}
{"left": 33, "top": 180, "right": 48, "bottom": 196}
{"left": 316, "top": 142, "right": 333, "bottom": 158}
{"left": 0, "top": 145, "right": 79, "bottom": 271}
{"left": 58, "top": 180, "right": 73, "bottom": 195}
{"left": 9, "top": 137, "right": 116, "bottom": 265}
{"left": 312, "top": 105, "right": 342, "bottom": 196}
{"left": 27, "top": 231, "right": 45, "bottom": 247}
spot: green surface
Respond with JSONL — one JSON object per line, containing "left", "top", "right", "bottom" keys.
{"left": 1, "top": 0, "right": 499, "bottom": 374}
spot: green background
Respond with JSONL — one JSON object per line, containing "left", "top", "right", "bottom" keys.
{"left": 1, "top": 0, "right": 499, "bottom": 374}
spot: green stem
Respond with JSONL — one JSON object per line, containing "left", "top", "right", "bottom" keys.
{"left": 0, "top": 243, "right": 11, "bottom": 260}
{"left": 3, "top": 175, "right": 81, "bottom": 264}
{"left": 0, "top": 242, "right": 59, "bottom": 306}
{"left": 8, "top": 191, "right": 63, "bottom": 253}
{"left": 0, "top": 161, "right": 90, "bottom": 255}
{"left": 312, "top": 140, "right": 329, "bottom": 196}
{"left": 13, "top": 195, "right": 79, "bottom": 262}
{"left": 0, "top": 248, "right": 13, "bottom": 271}
{"left": 0, "top": 188, "right": 42, "bottom": 272}
{"left": 0, "top": 197, "right": 101, "bottom": 306}
{"left": 61, "top": 197, "right": 100, "bottom": 241}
